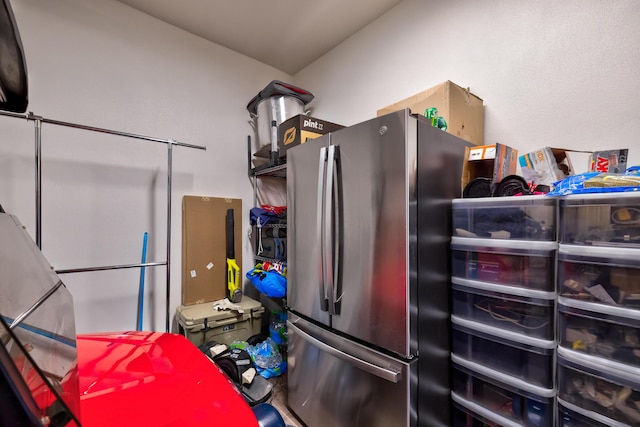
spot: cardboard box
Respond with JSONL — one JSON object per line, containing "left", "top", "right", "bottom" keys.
{"left": 253, "top": 114, "right": 345, "bottom": 159}
{"left": 377, "top": 80, "right": 484, "bottom": 146}
{"left": 518, "top": 147, "right": 576, "bottom": 186}
{"left": 182, "top": 196, "right": 242, "bottom": 306}
{"left": 589, "top": 149, "right": 629, "bottom": 173}
{"left": 461, "top": 143, "right": 518, "bottom": 193}
{"left": 279, "top": 114, "right": 344, "bottom": 156}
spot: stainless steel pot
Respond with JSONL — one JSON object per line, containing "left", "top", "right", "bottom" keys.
{"left": 250, "top": 95, "right": 307, "bottom": 151}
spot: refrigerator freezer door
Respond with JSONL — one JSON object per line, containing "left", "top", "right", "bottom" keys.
{"left": 287, "top": 313, "right": 416, "bottom": 427}
{"left": 328, "top": 111, "right": 415, "bottom": 357}
{"left": 287, "top": 135, "right": 331, "bottom": 326}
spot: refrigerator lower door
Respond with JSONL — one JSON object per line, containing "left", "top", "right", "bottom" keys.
{"left": 287, "top": 314, "right": 416, "bottom": 427}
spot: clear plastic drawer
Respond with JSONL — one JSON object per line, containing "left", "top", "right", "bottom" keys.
{"left": 451, "top": 316, "right": 556, "bottom": 389}
{"left": 453, "top": 196, "right": 557, "bottom": 241}
{"left": 558, "top": 399, "right": 624, "bottom": 427}
{"left": 451, "top": 237, "right": 557, "bottom": 292}
{"left": 452, "top": 355, "right": 555, "bottom": 426}
{"left": 558, "top": 299, "right": 640, "bottom": 369}
{"left": 452, "top": 279, "right": 555, "bottom": 340}
{"left": 558, "top": 348, "right": 640, "bottom": 427}
{"left": 560, "top": 193, "right": 640, "bottom": 247}
{"left": 558, "top": 245, "right": 640, "bottom": 311}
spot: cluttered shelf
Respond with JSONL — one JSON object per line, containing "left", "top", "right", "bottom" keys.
{"left": 250, "top": 161, "right": 287, "bottom": 178}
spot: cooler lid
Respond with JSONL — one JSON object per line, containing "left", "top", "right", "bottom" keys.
{"left": 177, "top": 296, "right": 263, "bottom": 324}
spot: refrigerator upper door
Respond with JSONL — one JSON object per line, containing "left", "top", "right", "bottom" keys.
{"left": 329, "top": 110, "right": 415, "bottom": 357}
{"left": 287, "top": 134, "right": 331, "bottom": 326}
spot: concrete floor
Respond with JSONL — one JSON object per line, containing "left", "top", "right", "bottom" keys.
{"left": 267, "top": 373, "right": 304, "bottom": 427}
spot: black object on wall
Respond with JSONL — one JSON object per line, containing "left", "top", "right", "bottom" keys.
{"left": 0, "top": 0, "right": 28, "bottom": 113}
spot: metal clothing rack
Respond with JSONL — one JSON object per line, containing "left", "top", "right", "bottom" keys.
{"left": 0, "top": 110, "right": 206, "bottom": 332}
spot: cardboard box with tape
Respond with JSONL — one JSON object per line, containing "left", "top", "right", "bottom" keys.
{"left": 461, "top": 143, "right": 518, "bottom": 195}
{"left": 182, "top": 196, "right": 242, "bottom": 306}
{"left": 377, "top": 80, "right": 484, "bottom": 146}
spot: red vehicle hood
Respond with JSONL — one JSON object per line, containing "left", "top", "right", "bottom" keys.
{"left": 76, "top": 331, "right": 259, "bottom": 427}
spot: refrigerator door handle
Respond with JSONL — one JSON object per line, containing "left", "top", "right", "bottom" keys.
{"left": 288, "top": 320, "right": 402, "bottom": 383}
{"left": 324, "top": 144, "right": 336, "bottom": 315}
{"left": 317, "top": 146, "right": 329, "bottom": 312}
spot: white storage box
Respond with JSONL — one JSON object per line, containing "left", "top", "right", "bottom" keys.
{"left": 176, "top": 296, "right": 264, "bottom": 347}
{"left": 453, "top": 196, "right": 557, "bottom": 241}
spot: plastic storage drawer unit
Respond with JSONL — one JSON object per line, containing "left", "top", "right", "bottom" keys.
{"left": 558, "top": 347, "right": 640, "bottom": 427}
{"left": 452, "top": 278, "right": 555, "bottom": 340}
{"left": 558, "top": 245, "right": 640, "bottom": 309}
{"left": 452, "top": 392, "right": 524, "bottom": 427}
{"left": 452, "top": 355, "right": 555, "bottom": 426}
{"left": 560, "top": 193, "right": 640, "bottom": 247}
{"left": 558, "top": 399, "right": 625, "bottom": 427}
{"left": 453, "top": 196, "right": 557, "bottom": 241}
{"left": 558, "top": 297, "right": 640, "bottom": 368}
{"left": 451, "top": 316, "right": 556, "bottom": 389}
{"left": 176, "top": 296, "right": 264, "bottom": 346}
{"left": 451, "top": 237, "right": 557, "bottom": 292}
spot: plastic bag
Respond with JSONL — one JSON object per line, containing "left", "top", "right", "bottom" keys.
{"left": 547, "top": 167, "right": 640, "bottom": 196}
{"left": 245, "top": 338, "right": 286, "bottom": 378}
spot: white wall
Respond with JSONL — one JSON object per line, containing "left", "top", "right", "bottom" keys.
{"left": 1, "top": 0, "right": 290, "bottom": 333}
{"left": 295, "top": 0, "right": 640, "bottom": 169}
{"left": 3, "top": 0, "right": 640, "bottom": 334}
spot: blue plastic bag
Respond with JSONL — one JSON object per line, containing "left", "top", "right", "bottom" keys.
{"left": 246, "top": 268, "right": 287, "bottom": 298}
{"left": 246, "top": 338, "right": 286, "bottom": 378}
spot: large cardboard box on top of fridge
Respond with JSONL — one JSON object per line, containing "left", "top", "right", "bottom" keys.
{"left": 377, "top": 80, "right": 484, "bottom": 146}
{"left": 182, "top": 196, "right": 242, "bottom": 306}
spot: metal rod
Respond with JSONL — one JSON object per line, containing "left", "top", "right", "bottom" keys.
{"left": 2, "top": 110, "right": 204, "bottom": 333}
{"left": 28, "top": 112, "right": 206, "bottom": 150}
{"left": 0, "top": 110, "right": 27, "bottom": 120}
{"left": 166, "top": 141, "right": 173, "bottom": 333}
{"left": 34, "top": 116, "right": 42, "bottom": 249}
{"left": 10, "top": 280, "right": 64, "bottom": 330}
{"left": 55, "top": 261, "right": 166, "bottom": 275}
{"left": 1, "top": 111, "right": 206, "bottom": 150}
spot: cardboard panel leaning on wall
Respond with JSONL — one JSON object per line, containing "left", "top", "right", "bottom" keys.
{"left": 182, "top": 196, "right": 242, "bottom": 306}
{"left": 377, "top": 80, "right": 484, "bottom": 146}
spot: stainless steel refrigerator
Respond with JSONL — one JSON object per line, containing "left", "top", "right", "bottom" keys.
{"left": 286, "top": 109, "right": 471, "bottom": 427}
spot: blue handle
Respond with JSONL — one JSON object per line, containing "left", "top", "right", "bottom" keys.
{"left": 136, "top": 232, "right": 148, "bottom": 331}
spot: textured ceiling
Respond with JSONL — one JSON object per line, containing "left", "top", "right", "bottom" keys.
{"left": 115, "top": 0, "right": 402, "bottom": 74}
